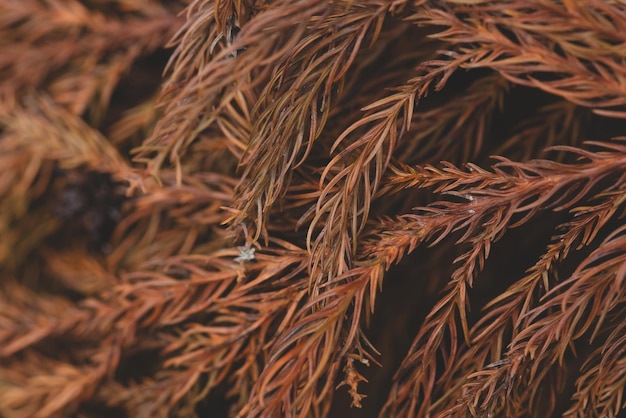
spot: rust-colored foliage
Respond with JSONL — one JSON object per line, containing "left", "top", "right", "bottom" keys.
{"left": 1, "top": 1, "right": 626, "bottom": 417}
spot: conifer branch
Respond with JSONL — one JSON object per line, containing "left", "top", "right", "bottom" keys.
{"left": 566, "top": 316, "right": 626, "bottom": 418}
{"left": 412, "top": 1, "right": 626, "bottom": 116}
{"left": 2, "top": 1, "right": 626, "bottom": 417}
{"left": 0, "top": 0, "right": 183, "bottom": 118}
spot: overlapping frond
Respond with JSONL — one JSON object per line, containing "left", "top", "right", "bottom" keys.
{"left": 0, "top": 0, "right": 184, "bottom": 120}
{"left": 2, "top": 1, "right": 626, "bottom": 417}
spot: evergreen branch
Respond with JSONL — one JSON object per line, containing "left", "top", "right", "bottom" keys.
{"left": 229, "top": 2, "right": 396, "bottom": 240}
{"left": 138, "top": 0, "right": 333, "bottom": 183}
{"left": 0, "top": 350, "right": 109, "bottom": 418}
{"left": 566, "top": 315, "right": 626, "bottom": 418}
{"left": 308, "top": 52, "right": 472, "bottom": 288}
{"left": 242, "top": 268, "right": 372, "bottom": 417}
{"left": 0, "top": 96, "right": 133, "bottom": 178}
{"left": 0, "top": 283, "right": 107, "bottom": 358}
{"left": 0, "top": 0, "right": 182, "bottom": 117}
{"left": 164, "top": 0, "right": 262, "bottom": 89}
{"left": 366, "top": 143, "right": 626, "bottom": 416}
{"left": 514, "top": 224, "right": 626, "bottom": 374}
{"left": 3, "top": 1, "right": 626, "bottom": 416}
{"left": 2, "top": 241, "right": 310, "bottom": 417}
{"left": 412, "top": 1, "right": 626, "bottom": 116}
{"left": 427, "top": 190, "right": 626, "bottom": 417}
{"left": 107, "top": 169, "right": 236, "bottom": 270}
{"left": 458, "top": 222, "right": 626, "bottom": 417}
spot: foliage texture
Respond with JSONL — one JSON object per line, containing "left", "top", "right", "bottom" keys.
{"left": 1, "top": 1, "right": 626, "bottom": 417}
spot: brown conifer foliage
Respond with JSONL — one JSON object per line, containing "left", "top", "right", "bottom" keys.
{"left": 1, "top": 1, "right": 626, "bottom": 417}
